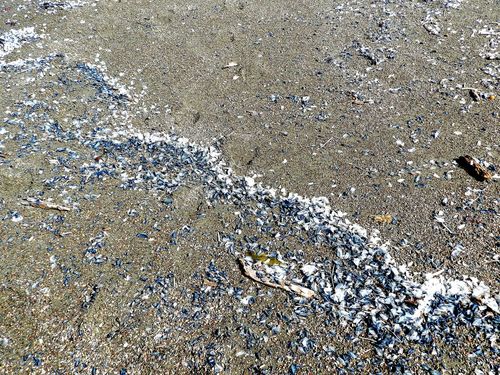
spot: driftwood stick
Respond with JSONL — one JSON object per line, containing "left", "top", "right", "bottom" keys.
{"left": 22, "top": 197, "right": 71, "bottom": 212}
{"left": 238, "top": 259, "right": 315, "bottom": 299}
{"left": 456, "top": 155, "right": 492, "bottom": 182}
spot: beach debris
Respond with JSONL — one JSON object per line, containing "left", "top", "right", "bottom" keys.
{"left": 434, "top": 211, "right": 454, "bottom": 234}
{"left": 469, "top": 89, "right": 481, "bottom": 102}
{"left": 238, "top": 259, "right": 315, "bottom": 299}
{"left": 246, "top": 110, "right": 261, "bottom": 117}
{"left": 38, "top": 1, "right": 88, "bottom": 11}
{"left": 222, "top": 62, "right": 238, "bottom": 69}
{"left": 319, "top": 136, "right": 333, "bottom": 148}
{"left": 84, "top": 231, "right": 107, "bottom": 264}
{"left": 451, "top": 243, "right": 465, "bottom": 258}
{"left": 4, "top": 19, "right": 18, "bottom": 27}
{"left": 300, "top": 264, "right": 317, "bottom": 277}
{"left": 434, "top": 211, "right": 445, "bottom": 223}
{"left": 374, "top": 214, "right": 392, "bottom": 224}
{"left": 456, "top": 155, "right": 493, "bottom": 181}
{"left": 245, "top": 250, "right": 282, "bottom": 266}
{"left": 40, "top": 2, "right": 68, "bottom": 9}
{"left": 352, "top": 40, "right": 384, "bottom": 65}
{"left": 21, "top": 197, "right": 71, "bottom": 211}
{"left": 203, "top": 279, "right": 217, "bottom": 288}
{"left": 9, "top": 211, "right": 23, "bottom": 222}
{"left": 422, "top": 18, "right": 441, "bottom": 35}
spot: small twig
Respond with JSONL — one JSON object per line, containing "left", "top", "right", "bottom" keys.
{"left": 222, "top": 62, "right": 238, "bottom": 69}
{"left": 320, "top": 137, "right": 333, "bottom": 148}
{"left": 22, "top": 197, "right": 71, "bottom": 212}
{"left": 238, "top": 259, "right": 315, "bottom": 299}
{"left": 440, "top": 222, "right": 455, "bottom": 235}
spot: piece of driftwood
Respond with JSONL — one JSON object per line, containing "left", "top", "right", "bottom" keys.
{"left": 22, "top": 197, "right": 71, "bottom": 211}
{"left": 238, "top": 259, "right": 315, "bottom": 299}
{"left": 374, "top": 214, "right": 392, "bottom": 224}
{"left": 456, "top": 155, "right": 492, "bottom": 182}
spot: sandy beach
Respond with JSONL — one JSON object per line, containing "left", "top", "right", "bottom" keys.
{"left": 0, "top": 0, "right": 498, "bottom": 373}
